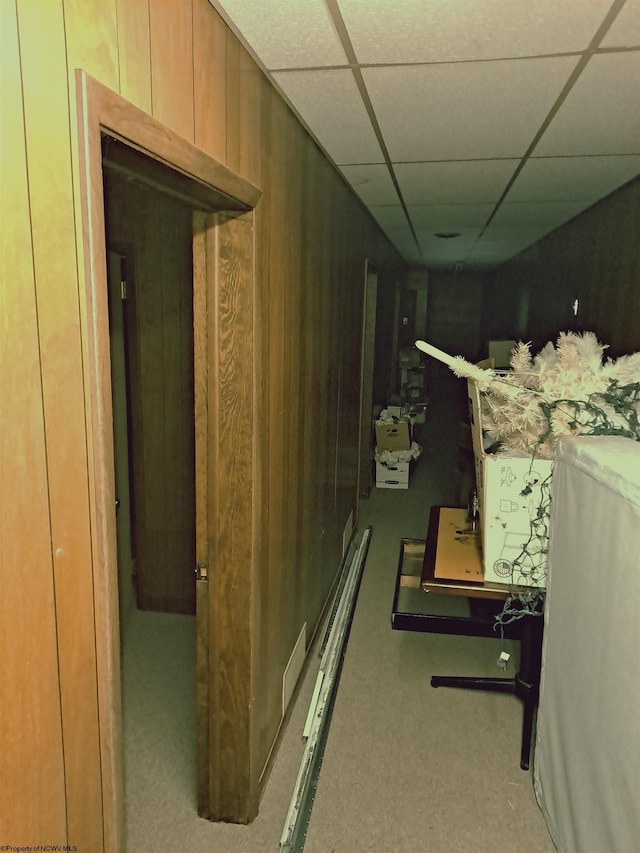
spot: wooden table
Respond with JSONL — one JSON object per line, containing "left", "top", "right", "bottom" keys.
{"left": 391, "top": 506, "right": 544, "bottom": 770}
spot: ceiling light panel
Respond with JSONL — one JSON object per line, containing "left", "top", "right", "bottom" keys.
{"left": 417, "top": 230, "right": 478, "bottom": 253}
{"left": 394, "top": 160, "right": 519, "bottom": 205}
{"left": 339, "top": 164, "right": 400, "bottom": 205}
{"left": 272, "top": 69, "right": 384, "bottom": 164}
{"left": 506, "top": 155, "right": 640, "bottom": 202}
{"left": 338, "top": 0, "right": 613, "bottom": 64}
{"left": 363, "top": 56, "right": 580, "bottom": 161}
{"left": 534, "top": 53, "right": 640, "bottom": 156}
{"left": 213, "top": 0, "right": 347, "bottom": 68}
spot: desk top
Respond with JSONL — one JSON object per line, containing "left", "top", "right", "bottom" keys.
{"left": 390, "top": 506, "right": 528, "bottom": 640}
{"left": 422, "top": 506, "right": 513, "bottom": 601}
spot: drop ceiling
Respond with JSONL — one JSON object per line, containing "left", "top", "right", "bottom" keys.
{"left": 210, "top": 0, "right": 640, "bottom": 271}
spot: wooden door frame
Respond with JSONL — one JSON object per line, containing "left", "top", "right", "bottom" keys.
{"left": 75, "top": 71, "right": 262, "bottom": 845}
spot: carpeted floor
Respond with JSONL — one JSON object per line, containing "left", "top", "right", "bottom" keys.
{"left": 122, "top": 376, "right": 555, "bottom": 853}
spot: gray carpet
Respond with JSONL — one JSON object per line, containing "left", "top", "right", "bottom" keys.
{"left": 122, "top": 379, "right": 555, "bottom": 852}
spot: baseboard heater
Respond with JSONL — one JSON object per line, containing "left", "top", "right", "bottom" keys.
{"left": 279, "top": 526, "right": 373, "bottom": 853}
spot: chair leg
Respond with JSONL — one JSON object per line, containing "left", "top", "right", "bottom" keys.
{"left": 520, "top": 691, "right": 537, "bottom": 770}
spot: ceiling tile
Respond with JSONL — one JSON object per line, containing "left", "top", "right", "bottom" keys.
{"left": 339, "top": 164, "right": 400, "bottom": 205}
{"left": 599, "top": 0, "right": 640, "bottom": 48}
{"left": 407, "top": 203, "right": 495, "bottom": 230}
{"left": 212, "top": 0, "right": 347, "bottom": 68}
{"left": 272, "top": 69, "right": 384, "bottom": 164}
{"left": 394, "top": 160, "right": 519, "bottom": 204}
{"left": 490, "top": 200, "right": 593, "bottom": 230}
{"left": 363, "top": 56, "right": 580, "bottom": 161}
{"left": 534, "top": 53, "right": 640, "bottom": 156}
{"left": 378, "top": 225, "right": 424, "bottom": 264}
{"left": 338, "top": 0, "right": 613, "bottom": 64}
{"left": 479, "top": 222, "right": 560, "bottom": 254}
{"left": 506, "top": 155, "right": 640, "bottom": 201}
{"left": 369, "top": 205, "right": 410, "bottom": 229}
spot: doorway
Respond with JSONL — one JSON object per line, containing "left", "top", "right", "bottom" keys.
{"left": 102, "top": 142, "right": 202, "bottom": 839}
{"left": 103, "top": 146, "right": 197, "bottom": 620}
{"left": 77, "top": 72, "right": 263, "bottom": 842}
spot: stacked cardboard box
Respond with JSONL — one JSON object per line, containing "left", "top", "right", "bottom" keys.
{"left": 374, "top": 417, "right": 412, "bottom": 490}
{"left": 467, "top": 377, "right": 551, "bottom": 589}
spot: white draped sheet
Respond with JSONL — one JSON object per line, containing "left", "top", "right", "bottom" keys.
{"left": 535, "top": 435, "right": 640, "bottom": 853}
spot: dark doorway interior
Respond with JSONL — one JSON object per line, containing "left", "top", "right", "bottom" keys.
{"left": 103, "top": 138, "right": 197, "bottom": 621}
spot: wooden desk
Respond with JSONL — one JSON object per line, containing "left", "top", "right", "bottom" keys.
{"left": 391, "top": 505, "right": 543, "bottom": 770}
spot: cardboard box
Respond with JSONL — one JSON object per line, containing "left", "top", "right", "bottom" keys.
{"left": 386, "top": 404, "right": 427, "bottom": 425}
{"left": 375, "top": 420, "right": 411, "bottom": 451}
{"left": 468, "top": 378, "right": 551, "bottom": 588}
{"left": 376, "top": 461, "right": 409, "bottom": 489}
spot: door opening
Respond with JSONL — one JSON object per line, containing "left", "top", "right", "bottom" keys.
{"left": 103, "top": 155, "right": 196, "bottom": 618}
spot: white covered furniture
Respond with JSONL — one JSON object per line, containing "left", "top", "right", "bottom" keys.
{"left": 534, "top": 435, "right": 640, "bottom": 853}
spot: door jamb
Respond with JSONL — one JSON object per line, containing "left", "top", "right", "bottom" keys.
{"left": 75, "top": 71, "right": 261, "bottom": 845}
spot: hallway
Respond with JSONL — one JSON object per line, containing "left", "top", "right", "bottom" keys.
{"left": 122, "top": 374, "right": 554, "bottom": 853}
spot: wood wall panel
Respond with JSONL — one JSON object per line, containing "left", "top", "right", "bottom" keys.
{"left": 225, "top": 33, "right": 263, "bottom": 186}
{"left": 282, "top": 108, "right": 304, "bottom": 667}
{"left": 266, "top": 94, "right": 289, "bottom": 732}
{"left": 116, "top": 0, "right": 152, "bottom": 112}
{"left": 0, "top": 2, "right": 67, "bottom": 838}
{"left": 251, "top": 93, "right": 272, "bottom": 774}
{"left": 17, "top": 3, "right": 104, "bottom": 849}
{"left": 4, "top": 0, "right": 408, "bottom": 836}
{"left": 193, "top": 0, "right": 227, "bottom": 162}
{"left": 490, "top": 178, "right": 640, "bottom": 357}
{"left": 149, "top": 0, "right": 195, "bottom": 142}
{"left": 301, "top": 149, "right": 331, "bottom": 632}
{"left": 63, "top": 0, "right": 119, "bottom": 90}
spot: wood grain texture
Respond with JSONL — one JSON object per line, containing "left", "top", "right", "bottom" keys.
{"left": 149, "top": 0, "right": 195, "bottom": 143}
{"left": 209, "top": 211, "right": 258, "bottom": 822}
{"left": 193, "top": 213, "right": 210, "bottom": 818}
{"left": 0, "top": 2, "right": 67, "bottom": 839}
{"left": 8, "top": 0, "right": 409, "bottom": 836}
{"left": 75, "top": 68, "right": 263, "bottom": 828}
{"left": 194, "top": 0, "right": 227, "bottom": 162}
{"left": 116, "top": 0, "right": 152, "bottom": 112}
{"left": 63, "top": 0, "right": 119, "bottom": 90}
{"left": 225, "top": 30, "right": 263, "bottom": 186}
{"left": 75, "top": 70, "right": 125, "bottom": 853}
{"left": 18, "top": 4, "right": 104, "bottom": 849}
{"left": 88, "top": 73, "right": 261, "bottom": 209}
{"left": 265, "top": 94, "right": 289, "bottom": 734}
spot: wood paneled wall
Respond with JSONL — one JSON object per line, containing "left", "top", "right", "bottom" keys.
{"left": 487, "top": 177, "right": 640, "bottom": 356}
{"left": 2, "top": 0, "right": 405, "bottom": 844}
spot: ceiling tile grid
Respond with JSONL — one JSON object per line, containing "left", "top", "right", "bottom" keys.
{"left": 272, "top": 68, "right": 384, "bottom": 164}
{"left": 337, "top": 0, "right": 618, "bottom": 63}
{"left": 211, "top": 0, "right": 640, "bottom": 270}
